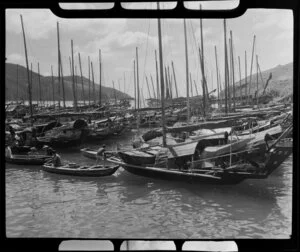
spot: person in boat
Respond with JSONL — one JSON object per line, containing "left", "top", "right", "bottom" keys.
{"left": 5, "top": 144, "right": 13, "bottom": 159}
{"left": 52, "top": 150, "right": 62, "bottom": 167}
{"left": 28, "top": 147, "right": 38, "bottom": 155}
{"left": 42, "top": 145, "right": 55, "bottom": 156}
{"left": 96, "top": 144, "right": 106, "bottom": 164}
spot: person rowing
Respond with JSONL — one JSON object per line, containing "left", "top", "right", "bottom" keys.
{"left": 96, "top": 144, "right": 106, "bottom": 165}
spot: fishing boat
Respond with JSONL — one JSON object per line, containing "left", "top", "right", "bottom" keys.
{"left": 5, "top": 154, "right": 52, "bottom": 165}
{"left": 42, "top": 163, "right": 119, "bottom": 177}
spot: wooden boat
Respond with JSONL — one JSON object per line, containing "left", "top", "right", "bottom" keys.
{"left": 5, "top": 154, "right": 52, "bottom": 165}
{"left": 80, "top": 148, "right": 98, "bottom": 159}
{"left": 42, "top": 163, "right": 119, "bottom": 177}
{"left": 107, "top": 137, "right": 292, "bottom": 185}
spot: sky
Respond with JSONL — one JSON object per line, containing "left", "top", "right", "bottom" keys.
{"left": 6, "top": 2, "right": 293, "bottom": 103}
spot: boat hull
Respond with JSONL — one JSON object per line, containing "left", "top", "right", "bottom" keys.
{"left": 6, "top": 155, "right": 52, "bottom": 165}
{"left": 42, "top": 164, "right": 119, "bottom": 177}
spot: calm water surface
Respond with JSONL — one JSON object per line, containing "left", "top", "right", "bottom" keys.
{"left": 6, "top": 129, "right": 292, "bottom": 239}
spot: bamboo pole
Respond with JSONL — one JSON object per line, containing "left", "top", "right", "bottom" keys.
{"left": 78, "top": 52, "right": 85, "bottom": 105}
{"left": 214, "top": 46, "right": 220, "bottom": 107}
{"left": 171, "top": 61, "right": 179, "bottom": 98}
{"left": 136, "top": 47, "right": 140, "bottom": 111}
{"left": 238, "top": 56, "right": 242, "bottom": 102}
{"left": 157, "top": 1, "right": 166, "bottom": 146}
{"left": 71, "top": 40, "right": 77, "bottom": 111}
{"left": 37, "top": 63, "right": 42, "bottom": 106}
{"left": 91, "top": 61, "right": 96, "bottom": 104}
{"left": 133, "top": 60, "right": 136, "bottom": 110}
{"left": 51, "top": 65, "right": 55, "bottom": 107}
{"left": 59, "top": 51, "right": 66, "bottom": 108}
{"left": 230, "top": 31, "right": 236, "bottom": 110}
{"left": 20, "top": 15, "right": 33, "bottom": 123}
{"left": 248, "top": 35, "right": 256, "bottom": 104}
{"left": 245, "top": 50, "right": 247, "bottom": 99}
{"left": 88, "top": 56, "right": 91, "bottom": 106}
{"left": 99, "top": 49, "right": 102, "bottom": 105}
{"left": 150, "top": 74, "right": 156, "bottom": 99}
{"left": 184, "top": 19, "right": 190, "bottom": 123}
{"left": 155, "top": 50, "right": 160, "bottom": 101}
{"left": 145, "top": 75, "right": 152, "bottom": 99}
{"left": 223, "top": 19, "right": 229, "bottom": 115}
{"left": 56, "top": 22, "right": 61, "bottom": 109}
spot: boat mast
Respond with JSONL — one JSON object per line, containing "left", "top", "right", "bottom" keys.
{"left": 75, "top": 66, "right": 79, "bottom": 106}
{"left": 78, "top": 52, "right": 85, "bottom": 105}
{"left": 71, "top": 40, "right": 78, "bottom": 111}
{"left": 37, "top": 63, "right": 42, "bottom": 106}
{"left": 245, "top": 50, "right": 247, "bottom": 99}
{"left": 16, "top": 64, "right": 19, "bottom": 104}
{"left": 145, "top": 75, "right": 152, "bottom": 99}
{"left": 214, "top": 46, "right": 220, "bottom": 108}
{"left": 194, "top": 80, "right": 199, "bottom": 96}
{"left": 171, "top": 61, "right": 179, "bottom": 98}
{"left": 99, "top": 49, "right": 102, "bottom": 105}
{"left": 168, "top": 65, "right": 173, "bottom": 99}
{"left": 136, "top": 47, "right": 140, "bottom": 111}
{"left": 20, "top": 15, "right": 33, "bottom": 124}
{"left": 238, "top": 56, "right": 242, "bottom": 102}
{"left": 30, "top": 63, "right": 33, "bottom": 106}
{"left": 155, "top": 50, "right": 160, "bottom": 102}
{"left": 56, "top": 22, "right": 61, "bottom": 110}
{"left": 157, "top": 1, "right": 166, "bottom": 146}
{"left": 112, "top": 81, "right": 117, "bottom": 104}
{"left": 91, "top": 61, "right": 96, "bottom": 105}
{"left": 248, "top": 35, "right": 256, "bottom": 105}
{"left": 256, "top": 54, "right": 259, "bottom": 107}
{"left": 150, "top": 74, "right": 156, "bottom": 99}
{"left": 190, "top": 72, "right": 193, "bottom": 97}
{"left": 133, "top": 60, "right": 136, "bottom": 110}
{"left": 199, "top": 5, "right": 207, "bottom": 117}
{"left": 164, "top": 66, "right": 170, "bottom": 99}
{"left": 51, "top": 65, "right": 55, "bottom": 107}
{"left": 223, "top": 19, "right": 229, "bottom": 115}
{"left": 59, "top": 50, "right": 66, "bottom": 108}
{"left": 183, "top": 19, "right": 190, "bottom": 123}
{"left": 88, "top": 56, "right": 91, "bottom": 106}
{"left": 230, "top": 30, "right": 236, "bottom": 110}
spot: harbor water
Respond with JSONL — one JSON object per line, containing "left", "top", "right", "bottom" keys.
{"left": 5, "top": 129, "right": 292, "bottom": 239}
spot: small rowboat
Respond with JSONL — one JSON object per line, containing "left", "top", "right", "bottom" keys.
{"left": 42, "top": 163, "right": 120, "bottom": 177}
{"left": 6, "top": 154, "right": 52, "bottom": 165}
{"left": 80, "top": 148, "right": 97, "bottom": 159}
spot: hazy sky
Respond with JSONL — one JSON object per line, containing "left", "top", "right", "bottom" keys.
{"left": 6, "top": 2, "right": 293, "bottom": 101}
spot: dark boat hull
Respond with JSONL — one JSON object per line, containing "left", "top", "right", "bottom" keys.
{"left": 6, "top": 155, "right": 52, "bottom": 165}
{"left": 42, "top": 164, "right": 119, "bottom": 177}
{"left": 118, "top": 151, "right": 156, "bottom": 166}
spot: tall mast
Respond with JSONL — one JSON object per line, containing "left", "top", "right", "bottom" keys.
{"left": 37, "top": 63, "right": 42, "bottom": 106}
{"left": 230, "top": 30, "right": 236, "bottom": 110}
{"left": 223, "top": 19, "right": 229, "bottom": 115}
{"left": 136, "top": 47, "right": 140, "bottom": 110}
{"left": 88, "top": 56, "right": 91, "bottom": 106}
{"left": 199, "top": 5, "right": 208, "bottom": 116}
{"left": 245, "top": 50, "right": 247, "bottom": 99}
{"left": 228, "top": 38, "right": 232, "bottom": 110}
{"left": 190, "top": 72, "right": 193, "bottom": 97}
{"left": 123, "top": 72, "right": 126, "bottom": 98}
{"left": 75, "top": 66, "right": 78, "bottom": 106}
{"left": 78, "top": 52, "right": 85, "bottom": 105}
{"left": 133, "top": 60, "right": 136, "bottom": 110}
{"left": 248, "top": 35, "right": 256, "bottom": 104}
{"left": 150, "top": 74, "right": 156, "bottom": 99}
{"left": 91, "top": 61, "right": 96, "bottom": 104}
{"left": 30, "top": 63, "right": 33, "bottom": 105}
{"left": 184, "top": 19, "right": 190, "bottom": 123}
{"left": 214, "top": 46, "right": 220, "bottom": 107}
{"left": 51, "top": 65, "right": 55, "bottom": 107}
{"left": 256, "top": 54, "right": 259, "bottom": 107}
{"left": 238, "top": 56, "right": 242, "bottom": 102}
{"left": 155, "top": 50, "right": 160, "bottom": 101}
{"left": 56, "top": 22, "right": 61, "bottom": 109}
{"left": 167, "top": 65, "right": 172, "bottom": 99}
{"left": 16, "top": 64, "right": 19, "bottom": 104}
{"left": 164, "top": 66, "right": 170, "bottom": 99}
{"left": 59, "top": 51, "right": 66, "bottom": 108}
{"left": 157, "top": 1, "right": 166, "bottom": 146}
{"left": 112, "top": 81, "right": 117, "bottom": 104}
{"left": 171, "top": 61, "right": 179, "bottom": 98}
{"left": 145, "top": 75, "right": 152, "bottom": 99}
{"left": 71, "top": 40, "right": 77, "bottom": 111}
{"left": 194, "top": 80, "right": 199, "bottom": 96}
{"left": 20, "top": 15, "right": 33, "bottom": 123}
{"left": 99, "top": 49, "right": 102, "bottom": 105}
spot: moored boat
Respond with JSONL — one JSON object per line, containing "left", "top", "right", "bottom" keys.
{"left": 42, "top": 163, "right": 119, "bottom": 177}
{"left": 5, "top": 154, "right": 52, "bottom": 165}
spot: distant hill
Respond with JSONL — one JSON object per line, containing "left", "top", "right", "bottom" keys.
{"left": 220, "top": 62, "right": 293, "bottom": 99}
{"left": 5, "top": 63, "right": 131, "bottom": 101}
